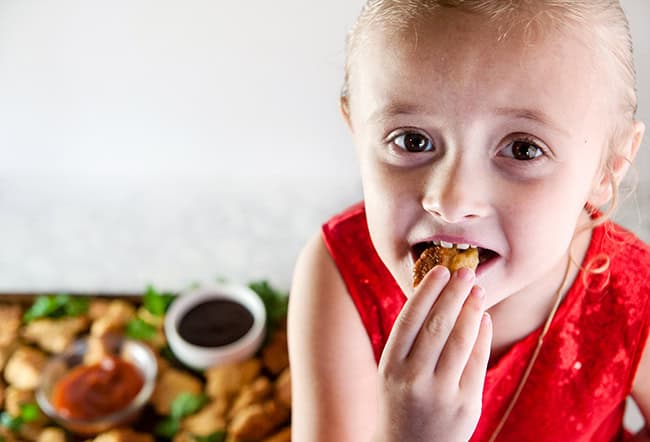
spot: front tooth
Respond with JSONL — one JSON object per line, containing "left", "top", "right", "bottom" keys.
{"left": 440, "top": 241, "right": 453, "bottom": 248}
{"left": 456, "top": 243, "right": 470, "bottom": 250}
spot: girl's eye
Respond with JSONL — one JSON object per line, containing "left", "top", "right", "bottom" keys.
{"left": 501, "top": 140, "right": 544, "bottom": 161}
{"left": 393, "top": 132, "right": 434, "bottom": 153}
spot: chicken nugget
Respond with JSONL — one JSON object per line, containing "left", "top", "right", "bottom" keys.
{"left": 4, "top": 346, "right": 47, "bottom": 390}
{"left": 262, "top": 329, "right": 289, "bottom": 375}
{"left": 228, "top": 399, "right": 290, "bottom": 440}
{"left": 229, "top": 376, "right": 273, "bottom": 419}
{"left": 263, "top": 427, "right": 291, "bottom": 442}
{"left": 205, "top": 358, "right": 261, "bottom": 399}
{"left": 0, "top": 305, "right": 22, "bottom": 347}
{"left": 22, "top": 316, "right": 88, "bottom": 354}
{"left": 150, "top": 368, "right": 203, "bottom": 415}
{"left": 413, "top": 245, "right": 479, "bottom": 287}
{"left": 274, "top": 368, "right": 291, "bottom": 409}
{"left": 37, "top": 427, "right": 67, "bottom": 442}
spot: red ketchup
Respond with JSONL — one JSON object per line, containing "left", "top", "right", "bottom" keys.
{"left": 51, "top": 356, "right": 143, "bottom": 420}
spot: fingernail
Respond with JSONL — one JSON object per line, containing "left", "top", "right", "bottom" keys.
{"left": 472, "top": 286, "right": 485, "bottom": 300}
{"left": 482, "top": 312, "right": 491, "bottom": 326}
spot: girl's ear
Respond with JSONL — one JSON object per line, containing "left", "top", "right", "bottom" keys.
{"left": 340, "top": 96, "right": 353, "bottom": 131}
{"left": 589, "top": 120, "right": 645, "bottom": 207}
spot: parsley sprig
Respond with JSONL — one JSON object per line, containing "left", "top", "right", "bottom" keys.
{"left": 23, "top": 294, "right": 89, "bottom": 323}
{"left": 155, "top": 393, "right": 208, "bottom": 439}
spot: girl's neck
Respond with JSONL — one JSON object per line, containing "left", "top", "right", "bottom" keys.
{"left": 487, "top": 214, "right": 594, "bottom": 363}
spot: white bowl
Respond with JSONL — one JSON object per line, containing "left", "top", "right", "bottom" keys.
{"left": 36, "top": 336, "right": 157, "bottom": 435}
{"left": 164, "top": 283, "right": 266, "bottom": 370}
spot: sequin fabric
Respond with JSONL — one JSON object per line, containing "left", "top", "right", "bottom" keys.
{"left": 322, "top": 203, "right": 650, "bottom": 442}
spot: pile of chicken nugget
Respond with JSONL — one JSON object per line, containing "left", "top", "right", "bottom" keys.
{"left": 0, "top": 293, "right": 291, "bottom": 442}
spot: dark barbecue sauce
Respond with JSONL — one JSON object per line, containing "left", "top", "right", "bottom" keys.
{"left": 178, "top": 299, "right": 254, "bottom": 347}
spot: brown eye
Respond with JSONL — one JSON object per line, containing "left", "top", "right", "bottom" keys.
{"left": 503, "top": 140, "right": 543, "bottom": 160}
{"left": 394, "top": 132, "right": 433, "bottom": 153}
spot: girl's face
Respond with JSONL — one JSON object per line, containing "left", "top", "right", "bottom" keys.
{"left": 345, "top": 9, "right": 615, "bottom": 306}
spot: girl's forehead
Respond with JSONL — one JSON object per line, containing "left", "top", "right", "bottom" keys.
{"left": 349, "top": 9, "right": 613, "bottom": 131}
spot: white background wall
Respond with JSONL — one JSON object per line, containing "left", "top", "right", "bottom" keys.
{"left": 0, "top": 0, "right": 648, "bottom": 292}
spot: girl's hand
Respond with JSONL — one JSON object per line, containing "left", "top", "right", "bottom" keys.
{"left": 374, "top": 266, "right": 492, "bottom": 442}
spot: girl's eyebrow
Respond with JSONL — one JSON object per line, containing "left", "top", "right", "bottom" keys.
{"left": 494, "top": 106, "right": 569, "bottom": 136}
{"left": 367, "top": 103, "right": 569, "bottom": 137}
{"left": 366, "top": 102, "right": 428, "bottom": 124}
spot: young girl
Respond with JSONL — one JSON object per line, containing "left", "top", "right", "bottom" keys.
{"left": 289, "top": 1, "right": 649, "bottom": 441}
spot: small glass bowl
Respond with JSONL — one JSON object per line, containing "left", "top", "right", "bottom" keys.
{"left": 36, "top": 336, "right": 157, "bottom": 435}
{"left": 164, "top": 283, "right": 267, "bottom": 370}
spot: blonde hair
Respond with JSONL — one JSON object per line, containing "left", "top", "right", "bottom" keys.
{"left": 343, "top": 0, "right": 637, "bottom": 116}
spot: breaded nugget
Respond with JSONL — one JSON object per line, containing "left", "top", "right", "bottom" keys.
{"left": 87, "top": 299, "right": 110, "bottom": 320}
{"left": 89, "top": 429, "right": 154, "bottom": 442}
{"left": 205, "top": 358, "right": 261, "bottom": 399}
{"left": 0, "top": 343, "right": 17, "bottom": 373}
{"left": 22, "top": 316, "right": 88, "bottom": 354}
{"left": 413, "top": 246, "right": 479, "bottom": 287}
{"left": 82, "top": 335, "right": 113, "bottom": 366}
{"left": 228, "top": 399, "right": 290, "bottom": 440}
{"left": 90, "top": 300, "right": 135, "bottom": 337}
{"left": 0, "top": 427, "right": 17, "bottom": 442}
{"left": 228, "top": 376, "right": 273, "bottom": 419}
{"left": 4, "top": 346, "right": 47, "bottom": 390}
{"left": 150, "top": 368, "right": 203, "bottom": 415}
{"left": 172, "top": 432, "right": 196, "bottom": 442}
{"left": 20, "top": 421, "right": 51, "bottom": 442}
{"left": 262, "top": 328, "right": 289, "bottom": 375}
{"left": 274, "top": 368, "right": 291, "bottom": 409}
{"left": 181, "top": 400, "right": 228, "bottom": 436}
{"left": 36, "top": 427, "right": 67, "bottom": 442}
{"left": 0, "top": 305, "right": 22, "bottom": 347}
{"left": 263, "top": 427, "right": 291, "bottom": 442}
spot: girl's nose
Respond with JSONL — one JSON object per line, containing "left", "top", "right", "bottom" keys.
{"left": 422, "top": 162, "right": 491, "bottom": 224}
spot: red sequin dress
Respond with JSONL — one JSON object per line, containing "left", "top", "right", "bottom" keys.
{"left": 322, "top": 202, "right": 650, "bottom": 442}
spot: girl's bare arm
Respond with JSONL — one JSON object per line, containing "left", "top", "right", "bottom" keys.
{"left": 288, "top": 232, "right": 379, "bottom": 441}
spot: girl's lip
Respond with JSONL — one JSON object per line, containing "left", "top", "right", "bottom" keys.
{"left": 476, "top": 253, "right": 500, "bottom": 277}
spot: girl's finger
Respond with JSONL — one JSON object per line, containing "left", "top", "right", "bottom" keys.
{"left": 407, "top": 267, "right": 476, "bottom": 371}
{"left": 434, "top": 285, "right": 486, "bottom": 383}
{"left": 382, "top": 266, "right": 450, "bottom": 362}
{"left": 459, "top": 312, "right": 493, "bottom": 394}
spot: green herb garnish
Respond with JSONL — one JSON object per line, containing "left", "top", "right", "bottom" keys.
{"left": 154, "top": 416, "right": 180, "bottom": 439}
{"left": 125, "top": 317, "right": 157, "bottom": 340}
{"left": 155, "top": 393, "right": 208, "bottom": 439}
{"left": 23, "top": 294, "right": 89, "bottom": 323}
{"left": 193, "top": 431, "right": 226, "bottom": 442}
{"left": 248, "top": 280, "right": 288, "bottom": 335}
{"left": 19, "top": 403, "right": 40, "bottom": 423}
{"left": 143, "top": 285, "right": 176, "bottom": 317}
{"left": 171, "top": 392, "right": 208, "bottom": 420}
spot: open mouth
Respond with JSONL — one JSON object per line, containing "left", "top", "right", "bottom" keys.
{"left": 411, "top": 241, "right": 499, "bottom": 268}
